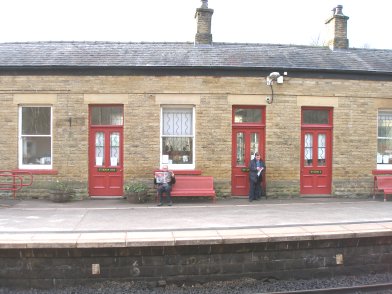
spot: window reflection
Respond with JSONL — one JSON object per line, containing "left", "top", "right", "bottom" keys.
{"left": 162, "top": 137, "right": 193, "bottom": 164}
{"left": 236, "top": 132, "right": 245, "bottom": 165}
{"left": 95, "top": 132, "right": 104, "bottom": 166}
{"left": 378, "top": 112, "right": 392, "bottom": 164}
{"left": 304, "top": 133, "right": 313, "bottom": 166}
{"left": 91, "top": 106, "right": 123, "bottom": 125}
{"left": 318, "top": 134, "right": 326, "bottom": 166}
{"left": 22, "top": 107, "right": 51, "bottom": 135}
{"left": 20, "top": 106, "right": 52, "bottom": 167}
{"left": 22, "top": 137, "right": 51, "bottom": 165}
{"left": 303, "top": 110, "right": 329, "bottom": 124}
{"left": 234, "top": 108, "right": 262, "bottom": 123}
{"left": 110, "top": 132, "right": 120, "bottom": 166}
{"left": 161, "top": 108, "right": 194, "bottom": 165}
{"left": 250, "top": 133, "right": 259, "bottom": 159}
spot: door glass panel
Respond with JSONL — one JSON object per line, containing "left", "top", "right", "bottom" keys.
{"left": 110, "top": 132, "right": 120, "bottom": 166}
{"left": 250, "top": 133, "right": 259, "bottom": 159}
{"left": 304, "top": 133, "right": 313, "bottom": 166}
{"left": 91, "top": 106, "right": 123, "bottom": 126}
{"left": 236, "top": 132, "right": 245, "bottom": 165}
{"left": 95, "top": 132, "right": 104, "bottom": 166}
{"left": 318, "top": 134, "right": 326, "bottom": 166}
{"left": 303, "top": 110, "right": 329, "bottom": 124}
{"left": 234, "top": 108, "right": 262, "bottom": 123}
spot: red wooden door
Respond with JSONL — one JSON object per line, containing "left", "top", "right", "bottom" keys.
{"left": 89, "top": 128, "right": 123, "bottom": 196}
{"left": 231, "top": 106, "right": 265, "bottom": 196}
{"left": 88, "top": 105, "right": 124, "bottom": 196}
{"left": 300, "top": 108, "right": 333, "bottom": 195}
{"left": 300, "top": 129, "right": 332, "bottom": 195}
{"left": 232, "top": 127, "right": 265, "bottom": 196}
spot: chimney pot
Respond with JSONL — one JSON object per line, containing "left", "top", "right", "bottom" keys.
{"left": 334, "top": 5, "right": 344, "bottom": 15}
{"left": 325, "top": 4, "right": 349, "bottom": 50}
{"left": 195, "top": 1, "right": 214, "bottom": 45}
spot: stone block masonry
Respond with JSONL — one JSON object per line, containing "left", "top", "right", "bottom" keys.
{"left": 0, "top": 74, "right": 391, "bottom": 199}
{"left": 2, "top": 235, "right": 392, "bottom": 289}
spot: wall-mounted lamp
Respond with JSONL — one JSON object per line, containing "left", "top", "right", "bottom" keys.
{"left": 265, "top": 72, "right": 285, "bottom": 104}
{"left": 266, "top": 72, "right": 281, "bottom": 86}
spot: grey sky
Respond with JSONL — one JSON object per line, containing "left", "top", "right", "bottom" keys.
{"left": 0, "top": 0, "right": 390, "bottom": 49}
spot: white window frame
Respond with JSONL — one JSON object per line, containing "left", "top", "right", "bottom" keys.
{"left": 18, "top": 105, "right": 53, "bottom": 170}
{"left": 377, "top": 110, "right": 392, "bottom": 170}
{"left": 160, "top": 106, "right": 195, "bottom": 170}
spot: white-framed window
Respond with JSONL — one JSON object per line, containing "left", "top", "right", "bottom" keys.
{"left": 161, "top": 106, "right": 195, "bottom": 169}
{"left": 377, "top": 110, "right": 392, "bottom": 169}
{"left": 19, "top": 106, "right": 52, "bottom": 169}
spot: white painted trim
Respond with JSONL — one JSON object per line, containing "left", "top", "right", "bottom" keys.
{"left": 18, "top": 106, "right": 53, "bottom": 170}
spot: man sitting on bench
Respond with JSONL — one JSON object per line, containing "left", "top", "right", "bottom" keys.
{"left": 154, "top": 165, "right": 176, "bottom": 206}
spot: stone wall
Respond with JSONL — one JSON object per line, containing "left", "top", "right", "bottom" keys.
{"left": 0, "top": 74, "right": 391, "bottom": 199}
{"left": 2, "top": 236, "right": 392, "bottom": 289}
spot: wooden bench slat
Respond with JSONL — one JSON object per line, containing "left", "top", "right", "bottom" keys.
{"left": 171, "top": 192, "right": 216, "bottom": 196}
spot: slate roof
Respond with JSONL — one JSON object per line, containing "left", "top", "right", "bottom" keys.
{"left": 0, "top": 41, "right": 391, "bottom": 74}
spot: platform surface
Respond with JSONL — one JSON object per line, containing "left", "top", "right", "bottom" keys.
{"left": 1, "top": 197, "right": 392, "bottom": 248}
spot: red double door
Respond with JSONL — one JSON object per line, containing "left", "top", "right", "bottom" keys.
{"left": 89, "top": 127, "right": 123, "bottom": 196}
{"left": 88, "top": 105, "right": 124, "bottom": 196}
{"left": 300, "top": 128, "right": 332, "bottom": 195}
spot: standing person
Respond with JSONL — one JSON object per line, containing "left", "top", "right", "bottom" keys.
{"left": 154, "top": 165, "right": 176, "bottom": 206}
{"left": 248, "top": 152, "right": 265, "bottom": 202}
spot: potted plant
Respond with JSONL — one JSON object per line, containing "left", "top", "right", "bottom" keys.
{"left": 124, "top": 182, "right": 149, "bottom": 203}
{"left": 49, "top": 180, "right": 76, "bottom": 203}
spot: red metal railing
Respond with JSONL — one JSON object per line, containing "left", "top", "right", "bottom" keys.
{"left": 0, "top": 170, "right": 33, "bottom": 199}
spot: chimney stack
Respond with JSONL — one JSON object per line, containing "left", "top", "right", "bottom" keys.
{"left": 195, "top": 0, "right": 214, "bottom": 45}
{"left": 325, "top": 5, "right": 349, "bottom": 50}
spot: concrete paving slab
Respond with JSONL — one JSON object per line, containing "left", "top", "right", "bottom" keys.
{"left": 29, "top": 233, "right": 80, "bottom": 248}
{"left": 126, "top": 231, "right": 175, "bottom": 247}
{"left": 2, "top": 198, "right": 392, "bottom": 247}
{"left": 173, "top": 230, "right": 223, "bottom": 245}
{"left": 216, "top": 228, "right": 269, "bottom": 244}
{"left": 260, "top": 226, "right": 313, "bottom": 241}
{"left": 77, "top": 232, "right": 127, "bottom": 248}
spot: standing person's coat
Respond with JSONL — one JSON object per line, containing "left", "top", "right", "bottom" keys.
{"left": 248, "top": 153, "right": 266, "bottom": 201}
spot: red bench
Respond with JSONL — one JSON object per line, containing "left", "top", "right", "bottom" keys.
{"left": 374, "top": 176, "right": 392, "bottom": 202}
{"left": 157, "top": 175, "right": 216, "bottom": 203}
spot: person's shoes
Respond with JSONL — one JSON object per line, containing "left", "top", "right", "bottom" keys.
{"left": 168, "top": 202, "right": 173, "bottom": 206}
{"left": 157, "top": 203, "right": 163, "bottom": 206}
{"left": 249, "top": 199, "right": 253, "bottom": 202}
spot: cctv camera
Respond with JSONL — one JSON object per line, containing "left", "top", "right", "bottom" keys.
{"left": 266, "top": 96, "right": 272, "bottom": 104}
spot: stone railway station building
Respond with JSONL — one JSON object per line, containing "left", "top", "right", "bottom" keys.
{"left": 1, "top": 1, "right": 392, "bottom": 199}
